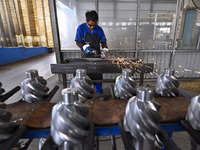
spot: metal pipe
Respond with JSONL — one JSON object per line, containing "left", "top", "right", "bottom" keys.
{"left": 13, "top": 0, "right": 24, "bottom": 47}
{"left": 95, "top": 0, "right": 99, "bottom": 16}
{"left": 0, "top": 25, "right": 3, "bottom": 47}
{"left": 60, "top": 48, "right": 200, "bottom": 53}
{"left": 34, "top": 0, "right": 43, "bottom": 47}
{"left": 24, "top": 0, "right": 33, "bottom": 47}
{"left": 41, "top": 0, "right": 48, "bottom": 47}
{"left": 1, "top": 0, "right": 17, "bottom": 47}
{"left": 49, "top": 0, "right": 62, "bottom": 64}
{"left": 0, "top": 11, "right": 8, "bottom": 47}
{"left": 111, "top": 136, "right": 117, "bottom": 150}
{"left": 0, "top": 125, "right": 27, "bottom": 150}
{"left": 153, "top": 13, "right": 157, "bottom": 40}
{"left": 44, "top": 85, "right": 59, "bottom": 102}
{"left": 169, "top": 0, "right": 182, "bottom": 68}
{"left": 135, "top": 0, "right": 141, "bottom": 58}
{"left": 197, "top": 29, "right": 200, "bottom": 50}
{"left": 0, "top": 86, "right": 20, "bottom": 102}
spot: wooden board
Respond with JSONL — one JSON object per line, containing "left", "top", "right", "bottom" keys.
{"left": 5, "top": 101, "right": 55, "bottom": 128}
{"left": 4, "top": 95, "right": 191, "bottom": 128}
{"left": 85, "top": 96, "right": 191, "bottom": 125}
{"left": 156, "top": 96, "right": 191, "bottom": 123}
{"left": 85, "top": 99, "right": 127, "bottom": 125}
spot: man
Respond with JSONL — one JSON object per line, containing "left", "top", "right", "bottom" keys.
{"left": 75, "top": 10, "right": 109, "bottom": 94}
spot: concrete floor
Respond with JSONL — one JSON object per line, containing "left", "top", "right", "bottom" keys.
{"left": 0, "top": 52, "right": 196, "bottom": 150}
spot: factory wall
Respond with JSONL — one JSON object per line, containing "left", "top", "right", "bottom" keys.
{"left": 0, "top": 47, "right": 49, "bottom": 66}
{"left": 0, "top": 0, "right": 54, "bottom": 66}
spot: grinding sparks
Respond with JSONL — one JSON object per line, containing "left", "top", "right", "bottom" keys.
{"left": 184, "top": 69, "right": 191, "bottom": 72}
{"left": 152, "top": 72, "right": 159, "bottom": 76}
{"left": 195, "top": 71, "right": 200, "bottom": 74}
{"left": 106, "top": 57, "right": 149, "bottom": 72}
{"left": 179, "top": 65, "right": 183, "bottom": 68}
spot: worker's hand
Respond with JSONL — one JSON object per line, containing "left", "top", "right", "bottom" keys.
{"left": 101, "top": 51, "right": 106, "bottom": 59}
{"left": 83, "top": 44, "right": 95, "bottom": 55}
{"left": 101, "top": 48, "right": 109, "bottom": 59}
{"left": 102, "top": 47, "right": 109, "bottom": 53}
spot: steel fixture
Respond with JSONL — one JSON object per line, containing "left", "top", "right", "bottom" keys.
{"left": 0, "top": 82, "right": 5, "bottom": 95}
{"left": 0, "top": 108, "right": 18, "bottom": 143}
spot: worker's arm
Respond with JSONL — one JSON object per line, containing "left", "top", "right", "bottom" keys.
{"left": 101, "top": 42, "right": 108, "bottom": 48}
{"left": 76, "top": 41, "right": 84, "bottom": 50}
{"left": 99, "top": 27, "right": 109, "bottom": 53}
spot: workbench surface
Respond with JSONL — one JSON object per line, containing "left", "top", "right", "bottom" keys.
{"left": 5, "top": 94, "right": 191, "bottom": 128}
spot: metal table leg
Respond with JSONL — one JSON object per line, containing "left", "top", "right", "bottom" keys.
{"left": 94, "top": 136, "right": 99, "bottom": 150}
{"left": 139, "top": 73, "right": 144, "bottom": 86}
{"left": 62, "top": 74, "right": 67, "bottom": 88}
{"left": 111, "top": 135, "right": 117, "bottom": 150}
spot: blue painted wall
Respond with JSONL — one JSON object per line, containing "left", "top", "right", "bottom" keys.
{"left": 0, "top": 47, "right": 49, "bottom": 66}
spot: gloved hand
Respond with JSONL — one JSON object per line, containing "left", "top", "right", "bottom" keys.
{"left": 101, "top": 48, "right": 109, "bottom": 59}
{"left": 83, "top": 44, "right": 95, "bottom": 54}
{"left": 101, "top": 51, "right": 106, "bottom": 59}
{"left": 102, "top": 47, "right": 109, "bottom": 53}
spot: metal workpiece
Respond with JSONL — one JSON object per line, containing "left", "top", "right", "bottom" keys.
{"left": 70, "top": 69, "right": 94, "bottom": 101}
{"left": 62, "top": 88, "right": 89, "bottom": 116}
{"left": 114, "top": 69, "right": 137, "bottom": 100}
{"left": 51, "top": 88, "right": 91, "bottom": 150}
{"left": 185, "top": 95, "right": 200, "bottom": 150}
{"left": 26, "top": 69, "right": 48, "bottom": 86}
{"left": 0, "top": 108, "right": 18, "bottom": 143}
{"left": 0, "top": 82, "right": 5, "bottom": 95}
{"left": 155, "top": 68, "right": 179, "bottom": 97}
{"left": 123, "top": 87, "right": 162, "bottom": 150}
{"left": 62, "top": 88, "right": 78, "bottom": 104}
{"left": 186, "top": 95, "right": 200, "bottom": 130}
{"left": 0, "top": 108, "right": 27, "bottom": 150}
{"left": 21, "top": 70, "right": 49, "bottom": 103}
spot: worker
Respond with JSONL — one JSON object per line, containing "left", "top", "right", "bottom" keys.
{"left": 75, "top": 10, "right": 109, "bottom": 94}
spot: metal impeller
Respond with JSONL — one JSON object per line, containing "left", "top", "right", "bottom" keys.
{"left": 155, "top": 68, "right": 179, "bottom": 97}
{"left": 70, "top": 69, "right": 94, "bottom": 101}
{"left": 186, "top": 95, "right": 200, "bottom": 130}
{"left": 123, "top": 86, "right": 162, "bottom": 150}
{"left": 114, "top": 69, "right": 137, "bottom": 100}
{"left": 21, "top": 69, "right": 49, "bottom": 103}
{"left": 51, "top": 88, "right": 91, "bottom": 150}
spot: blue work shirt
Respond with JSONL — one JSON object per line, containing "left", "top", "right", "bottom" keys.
{"left": 75, "top": 23, "right": 107, "bottom": 44}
